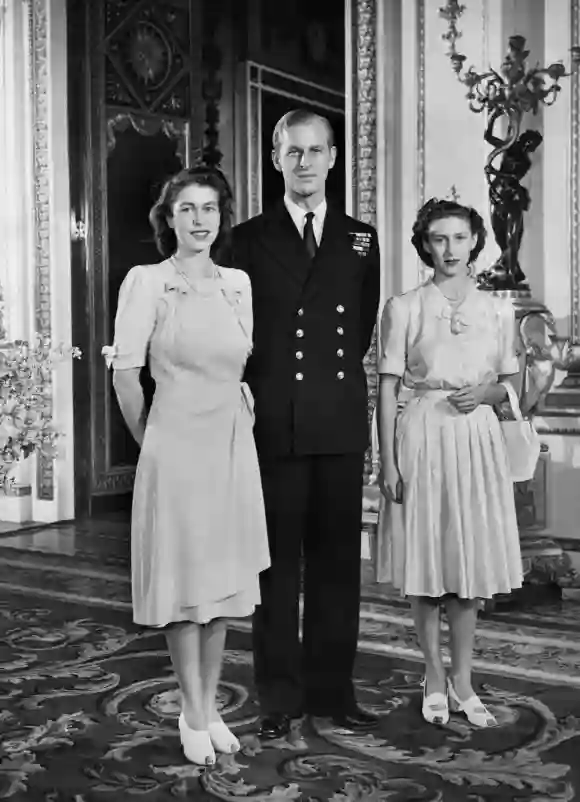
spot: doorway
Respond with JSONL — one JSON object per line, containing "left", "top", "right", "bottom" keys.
{"left": 67, "top": 0, "right": 204, "bottom": 516}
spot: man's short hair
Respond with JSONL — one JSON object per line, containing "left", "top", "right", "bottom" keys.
{"left": 272, "top": 109, "right": 335, "bottom": 152}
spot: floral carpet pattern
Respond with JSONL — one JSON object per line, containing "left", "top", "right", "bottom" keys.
{"left": 1, "top": 592, "right": 580, "bottom": 801}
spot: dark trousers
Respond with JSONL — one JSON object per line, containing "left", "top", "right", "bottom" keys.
{"left": 252, "top": 452, "right": 364, "bottom": 717}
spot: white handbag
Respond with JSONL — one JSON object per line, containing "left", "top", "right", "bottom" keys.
{"left": 499, "top": 381, "right": 541, "bottom": 483}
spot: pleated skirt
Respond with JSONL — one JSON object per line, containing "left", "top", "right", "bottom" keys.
{"left": 391, "top": 390, "right": 523, "bottom": 599}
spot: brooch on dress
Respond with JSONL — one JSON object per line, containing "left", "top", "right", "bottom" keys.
{"left": 439, "top": 307, "right": 470, "bottom": 335}
{"left": 164, "top": 281, "right": 188, "bottom": 295}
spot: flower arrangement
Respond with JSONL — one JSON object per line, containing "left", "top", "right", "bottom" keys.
{"left": 0, "top": 335, "right": 81, "bottom": 488}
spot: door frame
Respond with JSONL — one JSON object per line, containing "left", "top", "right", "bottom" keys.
{"left": 67, "top": 0, "right": 203, "bottom": 516}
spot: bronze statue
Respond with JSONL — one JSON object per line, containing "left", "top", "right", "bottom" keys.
{"left": 480, "top": 114, "right": 543, "bottom": 289}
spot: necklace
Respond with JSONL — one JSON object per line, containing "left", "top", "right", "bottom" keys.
{"left": 170, "top": 256, "right": 218, "bottom": 294}
{"left": 437, "top": 283, "right": 472, "bottom": 304}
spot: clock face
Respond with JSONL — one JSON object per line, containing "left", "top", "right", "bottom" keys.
{"left": 127, "top": 21, "right": 172, "bottom": 89}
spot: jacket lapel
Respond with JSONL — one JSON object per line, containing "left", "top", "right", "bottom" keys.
{"left": 257, "top": 200, "right": 311, "bottom": 284}
{"left": 315, "top": 203, "right": 352, "bottom": 265}
{"left": 255, "top": 201, "right": 354, "bottom": 290}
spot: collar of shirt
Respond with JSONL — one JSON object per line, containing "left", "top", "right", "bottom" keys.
{"left": 284, "top": 195, "right": 327, "bottom": 246}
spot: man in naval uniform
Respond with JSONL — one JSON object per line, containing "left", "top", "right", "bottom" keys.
{"left": 230, "top": 109, "right": 380, "bottom": 737}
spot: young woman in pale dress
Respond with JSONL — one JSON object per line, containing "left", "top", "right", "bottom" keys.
{"left": 104, "top": 166, "right": 270, "bottom": 765}
{"left": 377, "top": 199, "right": 523, "bottom": 728}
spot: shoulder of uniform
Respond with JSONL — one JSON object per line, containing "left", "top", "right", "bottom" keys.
{"left": 342, "top": 215, "right": 377, "bottom": 236}
{"left": 233, "top": 216, "right": 265, "bottom": 237}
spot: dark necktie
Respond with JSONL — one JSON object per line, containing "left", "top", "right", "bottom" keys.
{"left": 303, "top": 212, "right": 317, "bottom": 260}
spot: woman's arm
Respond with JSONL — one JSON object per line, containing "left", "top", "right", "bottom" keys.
{"left": 112, "top": 368, "right": 147, "bottom": 447}
{"left": 377, "top": 374, "right": 403, "bottom": 502}
{"left": 377, "top": 375, "right": 399, "bottom": 468}
{"left": 449, "top": 376, "right": 512, "bottom": 413}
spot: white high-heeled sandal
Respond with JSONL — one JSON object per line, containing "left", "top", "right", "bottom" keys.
{"left": 447, "top": 679, "right": 497, "bottom": 728}
{"left": 208, "top": 716, "right": 240, "bottom": 754}
{"left": 420, "top": 678, "right": 449, "bottom": 725}
{"left": 178, "top": 713, "right": 216, "bottom": 766}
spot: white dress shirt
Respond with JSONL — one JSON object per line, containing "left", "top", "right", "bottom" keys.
{"left": 284, "top": 195, "right": 327, "bottom": 246}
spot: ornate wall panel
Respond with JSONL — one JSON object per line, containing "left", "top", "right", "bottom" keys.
{"left": 349, "top": 0, "right": 376, "bottom": 480}
{"left": 29, "top": 0, "right": 54, "bottom": 500}
{"left": 571, "top": 0, "right": 580, "bottom": 339}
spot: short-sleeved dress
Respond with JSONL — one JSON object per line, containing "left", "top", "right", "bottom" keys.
{"left": 378, "top": 279, "right": 523, "bottom": 599}
{"left": 104, "top": 260, "right": 270, "bottom": 627}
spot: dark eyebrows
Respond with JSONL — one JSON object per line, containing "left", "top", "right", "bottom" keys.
{"left": 177, "top": 201, "right": 218, "bottom": 208}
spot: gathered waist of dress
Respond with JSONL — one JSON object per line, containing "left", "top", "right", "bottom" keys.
{"left": 150, "top": 378, "right": 252, "bottom": 417}
{"left": 398, "top": 385, "right": 457, "bottom": 402}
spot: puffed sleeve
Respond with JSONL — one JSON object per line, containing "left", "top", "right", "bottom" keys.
{"left": 497, "top": 300, "right": 520, "bottom": 376}
{"left": 102, "top": 266, "right": 158, "bottom": 370}
{"left": 377, "top": 295, "right": 408, "bottom": 377}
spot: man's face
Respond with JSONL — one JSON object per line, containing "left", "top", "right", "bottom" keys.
{"left": 273, "top": 119, "right": 336, "bottom": 199}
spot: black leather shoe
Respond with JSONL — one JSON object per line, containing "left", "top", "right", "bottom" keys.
{"left": 257, "top": 713, "right": 292, "bottom": 739}
{"left": 330, "top": 706, "right": 379, "bottom": 729}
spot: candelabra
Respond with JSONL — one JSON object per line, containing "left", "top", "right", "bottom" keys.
{"left": 439, "top": 0, "right": 580, "bottom": 292}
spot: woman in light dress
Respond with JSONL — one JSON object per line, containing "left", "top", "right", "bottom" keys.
{"left": 104, "top": 166, "right": 270, "bottom": 765}
{"left": 377, "top": 198, "right": 523, "bottom": 728}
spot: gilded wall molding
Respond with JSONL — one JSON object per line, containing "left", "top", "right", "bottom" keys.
{"left": 416, "top": 0, "right": 425, "bottom": 208}
{"left": 353, "top": 0, "right": 377, "bottom": 227}
{"left": 571, "top": 0, "right": 580, "bottom": 339}
{"left": 28, "top": 0, "right": 54, "bottom": 500}
{"left": 416, "top": 0, "right": 426, "bottom": 283}
{"left": 351, "top": 0, "right": 377, "bottom": 480}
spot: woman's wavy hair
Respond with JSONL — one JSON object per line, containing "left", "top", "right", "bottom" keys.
{"left": 411, "top": 198, "right": 487, "bottom": 268}
{"left": 149, "top": 165, "right": 234, "bottom": 262}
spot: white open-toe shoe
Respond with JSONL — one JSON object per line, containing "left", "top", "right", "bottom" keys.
{"left": 208, "top": 716, "right": 240, "bottom": 754}
{"left": 447, "top": 679, "right": 497, "bottom": 728}
{"left": 178, "top": 713, "right": 216, "bottom": 766}
{"left": 420, "top": 677, "right": 450, "bottom": 725}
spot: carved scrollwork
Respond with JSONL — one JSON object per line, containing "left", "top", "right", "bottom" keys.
{"left": 106, "top": 112, "right": 192, "bottom": 167}
{"left": 94, "top": 468, "right": 136, "bottom": 495}
{"left": 353, "top": 0, "right": 377, "bottom": 228}
{"left": 104, "top": 0, "right": 191, "bottom": 115}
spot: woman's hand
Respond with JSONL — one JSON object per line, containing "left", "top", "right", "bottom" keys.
{"left": 378, "top": 463, "right": 403, "bottom": 505}
{"left": 447, "top": 384, "right": 487, "bottom": 414}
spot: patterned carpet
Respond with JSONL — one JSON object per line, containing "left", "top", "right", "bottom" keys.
{"left": 1, "top": 587, "right": 580, "bottom": 801}
{"left": 1, "top": 521, "right": 580, "bottom": 800}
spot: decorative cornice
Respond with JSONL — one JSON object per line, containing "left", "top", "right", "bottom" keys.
{"left": 28, "top": 0, "right": 54, "bottom": 501}
{"left": 571, "top": 0, "right": 580, "bottom": 339}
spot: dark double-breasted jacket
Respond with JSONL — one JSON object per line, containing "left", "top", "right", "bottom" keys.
{"left": 230, "top": 199, "right": 381, "bottom": 458}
